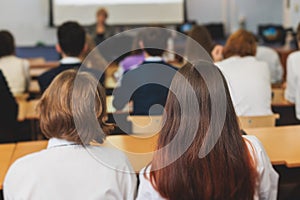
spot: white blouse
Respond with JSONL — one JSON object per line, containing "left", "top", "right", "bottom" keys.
{"left": 4, "top": 138, "right": 137, "bottom": 200}
{"left": 256, "top": 46, "right": 283, "bottom": 84}
{"left": 0, "top": 55, "right": 30, "bottom": 95}
{"left": 136, "top": 135, "right": 279, "bottom": 200}
{"left": 285, "top": 51, "right": 300, "bottom": 119}
{"left": 215, "top": 56, "right": 272, "bottom": 116}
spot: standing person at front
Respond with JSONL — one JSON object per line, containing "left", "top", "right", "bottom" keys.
{"left": 4, "top": 70, "right": 137, "bottom": 200}
{"left": 137, "top": 62, "right": 278, "bottom": 200}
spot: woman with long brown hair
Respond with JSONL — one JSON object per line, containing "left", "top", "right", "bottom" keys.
{"left": 136, "top": 61, "right": 278, "bottom": 200}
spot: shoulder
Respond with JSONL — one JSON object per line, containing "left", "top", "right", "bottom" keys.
{"left": 87, "top": 145, "right": 135, "bottom": 172}
{"left": 4, "top": 150, "right": 46, "bottom": 183}
{"left": 288, "top": 51, "right": 300, "bottom": 62}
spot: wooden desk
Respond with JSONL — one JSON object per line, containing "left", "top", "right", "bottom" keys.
{"left": 18, "top": 97, "right": 132, "bottom": 121}
{"left": 102, "top": 134, "right": 158, "bottom": 172}
{"left": 245, "top": 125, "right": 300, "bottom": 168}
{"left": 0, "top": 143, "right": 16, "bottom": 190}
{"left": 29, "top": 61, "right": 59, "bottom": 69}
{"left": 9, "top": 141, "right": 48, "bottom": 165}
{"left": 29, "top": 80, "right": 41, "bottom": 94}
{"left": 272, "top": 88, "right": 294, "bottom": 107}
{"left": 17, "top": 100, "right": 39, "bottom": 121}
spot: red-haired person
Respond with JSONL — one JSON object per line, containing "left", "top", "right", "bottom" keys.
{"left": 136, "top": 61, "right": 278, "bottom": 200}
{"left": 215, "top": 29, "right": 272, "bottom": 116}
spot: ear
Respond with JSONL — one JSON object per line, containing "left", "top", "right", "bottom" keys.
{"left": 56, "top": 44, "right": 62, "bottom": 54}
{"left": 139, "top": 41, "right": 144, "bottom": 49}
{"left": 82, "top": 43, "right": 88, "bottom": 55}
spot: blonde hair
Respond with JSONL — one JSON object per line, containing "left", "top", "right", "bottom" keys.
{"left": 38, "top": 70, "right": 112, "bottom": 144}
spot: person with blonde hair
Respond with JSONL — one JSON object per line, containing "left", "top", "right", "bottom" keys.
{"left": 4, "top": 70, "right": 137, "bottom": 199}
{"left": 215, "top": 29, "right": 272, "bottom": 116}
{"left": 86, "top": 7, "right": 114, "bottom": 44}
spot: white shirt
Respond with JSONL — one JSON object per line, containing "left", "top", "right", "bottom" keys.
{"left": 285, "top": 51, "right": 300, "bottom": 119}
{"left": 256, "top": 46, "right": 283, "bottom": 84}
{"left": 136, "top": 135, "right": 279, "bottom": 200}
{"left": 0, "top": 55, "right": 30, "bottom": 95}
{"left": 4, "top": 138, "right": 137, "bottom": 200}
{"left": 215, "top": 56, "right": 272, "bottom": 116}
{"left": 60, "top": 57, "right": 81, "bottom": 65}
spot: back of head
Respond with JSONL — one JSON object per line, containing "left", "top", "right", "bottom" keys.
{"left": 96, "top": 7, "right": 109, "bottom": 19}
{"left": 0, "top": 30, "right": 15, "bottom": 58}
{"left": 57, "top": 21, "right": 86, "bottom": 57}
{"left": 297, "top": 23, "right": 300, "bottom": 43}
{"left": 140, "top": 28, "right": 168, "bottom": 57}
{"left": 223, "top": 29, "right": 257, "bottom": 59}
{"left": 38, "top": 69, "right": 111, "bottom": 145}
{"left": 188, "top": 25, "right": 214, "bottom": 54}
{"left": 150, "top": 61, "right": 257, "bottom": 200}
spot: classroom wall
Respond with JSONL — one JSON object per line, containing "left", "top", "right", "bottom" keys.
{"left": 0, "top": 0, "right": 56, "bottom": 46}
{"left": 186, "top": 0, "right": 283, "bottom": 34}
{"left": 0, "top": 0, "right": 284, "bottom": 46}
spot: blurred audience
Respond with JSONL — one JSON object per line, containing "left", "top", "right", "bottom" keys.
{"left": 285, "top": 23, "right": 300, "bottom": 119}
{"left": 186, "top": 25, "right": 223, "bottom": 62}
{"left": 0, "top": 30, "right": 30, "bottom": 96}
{"left": 256, "top": 46, "right": 283, "bottom": 84}
{"left": 216, "top": 29, "right": 272, "bottom": 116}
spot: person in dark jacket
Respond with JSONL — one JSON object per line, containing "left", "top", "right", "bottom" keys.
{"left": 0, "top": 70, "right": 18, "bottom": 143}
{"left": 113, "top": 28, "right": 177, "bottom": 115}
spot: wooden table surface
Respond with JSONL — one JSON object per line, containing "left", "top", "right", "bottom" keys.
{"left": 17, "top": 96, "right": 132, "bottom": 121}
{"left": 245, "top": 125, "right": 300, "bottom": 168}
{"left": 9, "top": 141, "right": 48, "bottom": 166}
{"left": 0, "top": 143, "right": 16, "bottom": 190}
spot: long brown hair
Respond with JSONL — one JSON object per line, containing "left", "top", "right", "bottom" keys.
{"left": 149, "top": 61, "right": 257, "bottom": 200}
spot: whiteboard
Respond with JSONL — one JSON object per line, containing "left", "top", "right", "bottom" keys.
{"left": 53, "top": 0, "right": 185, "bottom": 25}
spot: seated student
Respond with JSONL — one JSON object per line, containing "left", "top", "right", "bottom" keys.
{"left": 0, "top": 70, "right": 18, "bottom": 143}
{"left": 113, "top": 29, "right": 177, "bottom": 115}
{"left": 256, "top": 45, "right": 283, "bottom": 84}
{"left": 0, "top": 30, "right": 30, "bottom": 96}
{"left": 215, "top": 29, "right": 272, "bottom": 116}
{"left": 285, "top": 23, "right": 300, "bottom": 119}
{"left": 4, "top": 70, "right": 137, "bottom": 199}
{"left": 114, "top": 32, "right": 145, "bottom": 82}
{"left": 186, "top": 25, "right": 224, "bottom": 62}
{"left": 137, "top": 61, "right": 279, "bottom": 200}
{"left": 38, "top": 21, "right": 104, "bottom": 93}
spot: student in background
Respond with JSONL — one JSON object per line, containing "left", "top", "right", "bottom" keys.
{"left": 0, "top": 30, "right": 30, "bottom": 96}
{"left": 114, "top": 31, "right": 145, "bottom": 82}
{"left": 137, "top": 62, "right": 278, "bottom": 200}
{"left": 186, "top": 25, "right": 223, "bottom": 62}
{"left": 215, "top": 29, "right": 272, "bottom": 116}
{"left": 4, "top": 70, "right": 137, "bottom": 199}
{"left": 285, "top": 23, "right": 300, "bottom": 119}
{"left": 0, "top": 70, "right": 18, "bottom": 143}
{"left": 38, "top": 21, "right": 104, "bottom": 93}
{"left": 82, "top": 33, "right": 108, "bottom": 72}
{"left": 113, "top": 28, "right": 177, "bottom": 115}
{"left": 256, "top": 45, "right": 283, "bottom": 84}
